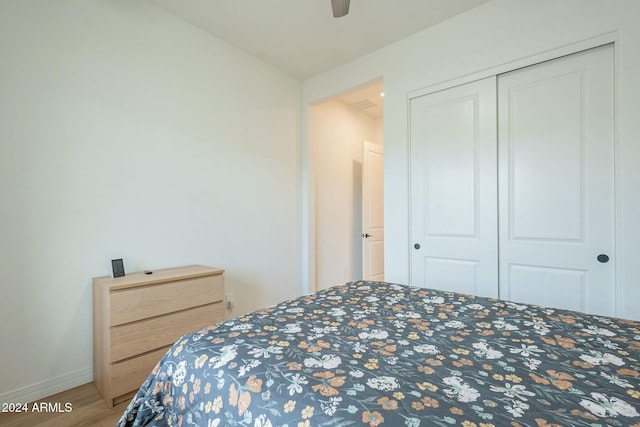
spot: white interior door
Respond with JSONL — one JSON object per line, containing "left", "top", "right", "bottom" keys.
{"left": 410, "top": 77, "right": 499, "bottom": 297}
{"left": 498, "top": 45, "right": 615, "bottom": 316}
{"left": 362, "top": 141, "right": 384, "bottom": 281}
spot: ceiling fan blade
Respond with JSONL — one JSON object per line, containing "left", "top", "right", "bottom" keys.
{"left": 331, "top": 0, "right": 350, "bottom": 18}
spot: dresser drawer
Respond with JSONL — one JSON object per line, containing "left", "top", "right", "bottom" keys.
{"left": 110, "top": 274, "right": 224, "bottom": 326}
{"left": 111, "top": 302, "right": 225, "bottom": 362}
{"left": 111, "top": 346, "right": 170, "bottom": 399}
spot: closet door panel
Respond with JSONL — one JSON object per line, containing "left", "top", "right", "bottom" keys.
{"left": 498, "top": 45, "right": 615, "bottom": 316}
{"left": 410, "top": 77, "right": 498, "bottom": 297}
{"left": 422, "top": 97, "right": 476, "bottom": 236}
{"left": 507, "top": 74, "right": 583, "bottom": 240}
{"left": 508, "top": 264, "right": 586, "bottom": 312}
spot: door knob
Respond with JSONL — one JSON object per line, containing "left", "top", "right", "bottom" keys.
{"left": 361, "top": 233, "right": 373, "bottom": 238}
{"left": 414, "top": 243, "right": 421, "bottom": 250}
{"left": 597, "top": 254, "right": 610, "bottom": 263}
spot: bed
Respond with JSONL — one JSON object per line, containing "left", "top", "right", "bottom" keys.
{"left": 117, "top": 281, "right": 640, "bottom": 426}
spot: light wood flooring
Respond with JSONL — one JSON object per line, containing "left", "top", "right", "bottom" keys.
{"left": 0, "top": 383, "right": 126, "bottom": 427}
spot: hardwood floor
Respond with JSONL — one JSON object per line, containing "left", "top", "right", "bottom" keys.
{"left": 0, "top": 383, "right": 127, "bottom": 427}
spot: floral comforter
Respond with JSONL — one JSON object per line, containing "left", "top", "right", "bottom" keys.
{"left": 118, "top": 281, "right": 640, "bottom": 427}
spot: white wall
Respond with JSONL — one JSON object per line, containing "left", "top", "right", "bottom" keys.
{"left": 0, "top": 0, "right": 301, "bottom": 402}
{"left": 302, "top": 0, "right": 640, "bottom": 321}
{"left": 310, "top": 100, "right": 382, "bottom": 290}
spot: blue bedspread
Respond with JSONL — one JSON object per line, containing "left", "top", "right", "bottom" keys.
{"left": 117, "top": 281, "right": 640, "bottom": 426}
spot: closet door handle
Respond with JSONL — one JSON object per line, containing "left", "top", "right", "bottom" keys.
{"left": 597, "top": 254, "right": 610, "bottom": 263}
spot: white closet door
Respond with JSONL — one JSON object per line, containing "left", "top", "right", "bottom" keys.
{"left": 410, "top": 77, "right": 498, "bottom": 297}
{"left": 498, "top": 45, "right": 615, "bottom": 315}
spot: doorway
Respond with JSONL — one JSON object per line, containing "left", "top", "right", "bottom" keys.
{"left": 309, "top": 79, "right": 384, "bottom": 291}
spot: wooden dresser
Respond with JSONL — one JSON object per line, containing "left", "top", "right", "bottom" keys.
{"left": 93, "top": 265, "right": 225, "bottom": 407}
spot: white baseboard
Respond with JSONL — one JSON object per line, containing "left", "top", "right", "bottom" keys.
{"left": 0, "top": 367, "right": 93, "bottom": 404}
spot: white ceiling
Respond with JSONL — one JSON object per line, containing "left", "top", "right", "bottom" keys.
{"left": 148, "top": 0, "right": 491, "bottom": 81}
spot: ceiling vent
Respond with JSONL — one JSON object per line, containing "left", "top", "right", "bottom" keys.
{"left": 348, "top": 99, "right": 377, "bottom": 110}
